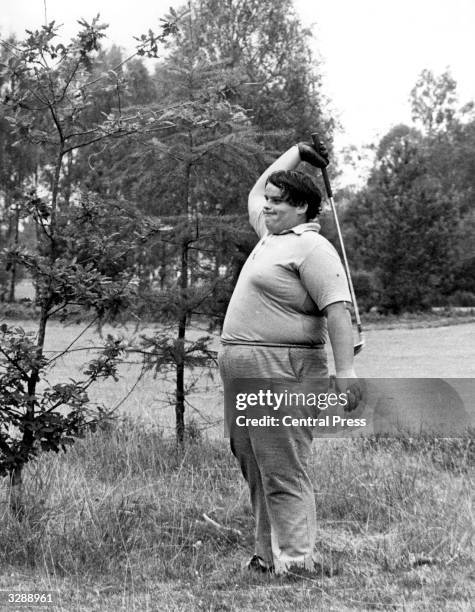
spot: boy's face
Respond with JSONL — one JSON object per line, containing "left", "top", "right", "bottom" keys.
{"left": 263, "top": 183, "right": 307, "bottom": 234}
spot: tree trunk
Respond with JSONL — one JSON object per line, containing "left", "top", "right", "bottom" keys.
{"left": 49, "top": 147, "right": 64, "bottom": 246}
{"left": 175, "top": 158, "right": 192, "bottom": 445}
{"left": 7, "top": 202, "right": 20, "bottom": 303}
{"left": 176, "top": 238, "right": 189, "bottom": 444}
{"left": 19, "top": 147, "right": 62, "bottom": 478}
{"left": 63, "top": 150, "right": 74, "bottom": 207}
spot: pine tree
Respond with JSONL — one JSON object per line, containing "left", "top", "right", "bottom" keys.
{"left": 131, "top": 5, "right": 262, "bottom": 443}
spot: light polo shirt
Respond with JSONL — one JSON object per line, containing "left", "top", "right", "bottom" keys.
{"left": 221, "top": 222, "right": 351, "bottom": 346}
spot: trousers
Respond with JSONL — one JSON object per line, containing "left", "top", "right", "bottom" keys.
{"left": 218, "top": 343, "right": 328, "bottom": 574}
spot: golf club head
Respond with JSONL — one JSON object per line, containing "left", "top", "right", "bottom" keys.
{"left": 353, "top": 325, "right": 364, "bottom": 356}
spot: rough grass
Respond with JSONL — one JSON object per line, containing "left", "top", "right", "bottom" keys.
{"left": 1, "top": 419, "right": 473, "bottom": 611}
{"left": 1, "top": 317, "right": 474, "bottom": 609}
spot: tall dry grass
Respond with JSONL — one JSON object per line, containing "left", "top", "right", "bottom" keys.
{"left": 0, "top": 420, "right": 473, "bottom": 610}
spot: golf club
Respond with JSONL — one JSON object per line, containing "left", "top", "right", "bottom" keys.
{"left": 311, "top": 133, "right": 365, "bottom": 355}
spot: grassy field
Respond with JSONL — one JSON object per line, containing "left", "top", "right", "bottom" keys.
{"left": 5, "top": 316, "right": 475, "bottom": 436}
{"left": 0, "top": 424, "right": 473, "bottom": 611}
{"left": 0, "top": 316, "right": 474, "bottom": 610}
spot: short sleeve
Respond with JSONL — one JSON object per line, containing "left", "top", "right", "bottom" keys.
{"left": 299, "top": 242, "right": 351, "bottom": 311}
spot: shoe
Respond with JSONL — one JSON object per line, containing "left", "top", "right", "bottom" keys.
{"left": 245, "top": 554, "right": 274, "bottom": 574}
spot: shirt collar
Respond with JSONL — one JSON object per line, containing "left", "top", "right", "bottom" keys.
{"left": 280, "top": 221, "right": 321, "bottom": 235}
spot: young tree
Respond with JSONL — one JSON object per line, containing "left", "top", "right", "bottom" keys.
{"left": 0, "top": 17, "right": 177, "bottom": 513}
{"left": 0, "top": 193, "right": 144, "bottom": 515}
{"left": 130, "top": 7, "right": 261, "bottom": 444}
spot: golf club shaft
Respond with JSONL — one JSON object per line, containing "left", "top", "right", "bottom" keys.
{"left": 310, "top": 134, "right": 363, "bottom": 350}
{"left": 326, "top": 191, "right": 363, "bottom": 336}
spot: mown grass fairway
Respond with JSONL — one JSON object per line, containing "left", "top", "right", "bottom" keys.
{"left": 0, "top": 317, "right": 474, "bottom": 611}
{"left": 7, "top": 317, "right": 475, "bottom": 436}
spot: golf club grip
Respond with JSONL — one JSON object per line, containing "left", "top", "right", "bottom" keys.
{"left": 310, "top": 133, "right": 333, "bottom": 198}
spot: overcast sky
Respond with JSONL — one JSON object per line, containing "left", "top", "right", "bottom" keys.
{"left": 3, "top": 0, "right": 475, "bottom": 170}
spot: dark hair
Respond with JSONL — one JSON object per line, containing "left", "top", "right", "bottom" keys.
{"left": 266, "top": 170, "right": 322, "bottom": 220}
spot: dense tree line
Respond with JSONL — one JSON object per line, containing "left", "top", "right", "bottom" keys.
{"left": 342, "top": 69, "right": 475, "bottom": 313}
